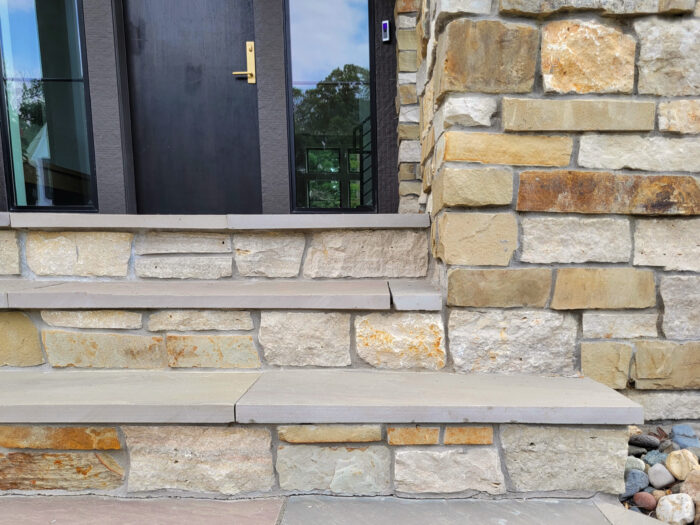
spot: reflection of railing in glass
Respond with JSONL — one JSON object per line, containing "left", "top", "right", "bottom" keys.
{"left": 352, "top": 115, "right": 373, "bottom": 208}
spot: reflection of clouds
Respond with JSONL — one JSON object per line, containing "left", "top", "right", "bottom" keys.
{"left": 5, "top": 0, "right": 35, "bottom": 12}
{"left": 290, "top": 0, "right": 369, "bottom": 83}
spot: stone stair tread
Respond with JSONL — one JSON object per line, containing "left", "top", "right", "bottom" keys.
{"left": 0, "top": 211, "right": 9, "bottom": 227}
{"left": 388, "top": 280, "right": 442, "bottom": 310}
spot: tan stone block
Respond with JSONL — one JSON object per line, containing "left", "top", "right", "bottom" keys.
{"left": 397, "top": 29, "right": 418, "bottom": 51}
{"left": 541, "top": 20, "right": 635, "bottom": 94}
{"left": 396, "top": 0, "right": 420, "bottom": 12}
{"left": 0, "top": 312, "right": 43, "bottom": 367}
{"left": 503, "top": 98, "right": 655, "bottom": 131}
{"left": 551, "top": 268, "right": 656, "bottom": 310}
{"left": 441, "top": 132, "right": 572, "bottom": 167}
{"left": 448, "top": 268, "right": 551, "bottom": 307}
{"left": 444, "top": 427, "right": 493, "bottom": 445}
{"left": 432, "top": 167, "right": 512, "bottom": 213}
{"left": 399, "top": 181, "right": 422, "bottom": 196}
{"left": 135, "top": 232, "right": 231, "bottom": 254}
{"left": 43, "top": 330, "right": 166, "bottom": 368}
{"left": 398, "top": 196, "right": 421, "bottom": 214}
{"left": 436, "top": 213, "right": 518, "bottom": 266}
{"left": 166, "top": 334, "right": 259, "bottom": 368}
{"left": 0, "top": 426, "right": 120, "bottom": 450}
{"left": 26, "top": 231, "right": 132, "bottom": 277}
{"left": 233, "top": 232, "right": 305, "bottom": 278}
{"left": 278, "top": 425, "right": 382, "bottom": 444}
{"left": 659, "top": 100, "right": 700, "bottom": 134}
{"left": 388, "top": 426, "right": 440, "bottom": 445}
{"left": 148, "top": 310, "right": 253, "bottom": 331}
{"left": 41, "top": 311, "right": 142, "bottom": 330}
{"left": 399, "top": 51, "right": 418, "bottom": 72}
{"left": 398, "top": 163, "right": 417, "bottom": 181}
{"left": 633, "top": 341, "right": 700, "bottom": 390}
{"left": 0, "top": 231, "right": 19, "bottom": 275}
{"left": 581, "top": 342, "right": 633, "bottom": 390}
{"left": 398, "top": 124, "right": 420, "bottom": 141}
{"left": 135, "top": 256, "right": 232, "bottom": 279}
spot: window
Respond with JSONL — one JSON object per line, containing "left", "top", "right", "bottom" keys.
{"left": 0, "top": 0, "right": 96, "bottom": 210}
{"left": 288, "top": 0, "right": 375, "bottom": 211}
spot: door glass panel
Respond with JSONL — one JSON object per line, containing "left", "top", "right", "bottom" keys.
{"left": 0, "top": 0, "right": 95, "bottom": 209}
{"left": 289, "top": 0, "right": 373, "bottom": 210}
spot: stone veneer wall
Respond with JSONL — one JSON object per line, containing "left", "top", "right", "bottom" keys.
{"left": 404, "top": 0, "right": 700, "bottom": 421}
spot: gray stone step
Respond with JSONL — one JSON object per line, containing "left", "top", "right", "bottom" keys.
{"left": 388, "top": 279, "right": 442, "bottom": 310}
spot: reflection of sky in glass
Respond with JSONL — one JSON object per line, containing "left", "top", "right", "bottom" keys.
{"left": 0, "top": 0, "right": 42, "bottom": 78}
{"left": 289, "top": 0, "right": 369, "bottom": 85}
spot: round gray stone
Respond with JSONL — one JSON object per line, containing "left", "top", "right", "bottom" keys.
{"left": 649, "top": 463, "right": 676, "bottom": 489}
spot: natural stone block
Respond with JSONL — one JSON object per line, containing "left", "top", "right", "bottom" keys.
{"left": 636, "top": 19, "right": 700, "bottom": 96}
{"left": 397, "top": 14, "right": 417, "bottom": 29}
{"left": 0, "top": 231, "right": 19, "bottom": 275}
{"left": 661, "top": 276, "right": 700, "bottom": 340}
{"left": 0, "top": 452, "right": 124, "bottom": 491}
{"left": 166, "top": 334, "right": 260, "bottom": 368}
{"left": 399, "top": 181, "right": 422, "bottom": 196}
{"left": 582, "top": 313, "right": 658, "bottom": 339}
{"left": 26, "top": 231, "right": 132, "bottom": 277}
{"left": 398, "top": 51, "right": 418, "bottom": 72}
{"left": 634, "top": 219, "right": 700, "bottom": 272}
{"left": 500, "top": 0, "right": 695, "bottom": 15}
{"left": 449, "top": 309, "right": 577, "bottom": 375}
{"left": 501, "top": 425, "right": 627, "bottom": 493}
{"left": 148, "top": 310, "right": 253, "bottom": 331}
{"left": 581, "top": 342, "right": 633, "bottom": 390}
{"left": 435, "top": 213, "right": 517, "bottom": 266}
{"left": 551, "top": 269, "right": 656, "bottom": 310}
{"left": 398, "top": 83, "right": 418, "bottom": 105}
{"left": 633, "top": 341, "right": 700, "bottom": 390}
{"left": 579, "top": 135, "right": 700, "bottom": 173}
{"left": 398, "top": 162, "right": 417, "bottom": 181}
{"left": 233, "top": 232, "right": 305, "bottom": 278}
{"left": 276, "top": 445, "right": 391, "bottom": 494}
{"left": 396, "top": 0, "right": 420, "bottom": 13}
{"left": 388, "top": 427, "right": 440, "bottom": 445}
{"left": 124, "top": 426, "right": 274, "bottom": 495}
{"left": 521, "top": 217, "right": 631, "bottom": 263}
{"left": 398, "top": 139, "right": 420, "bottom": 161}
{"left": 41, "top": 311, "right": 142, "bottom": 330}
{"left": 259, "top": 312, "right": 351, "bottom": 367}
{"left": 135, "top": 232, "right": 231, "bottom": 254}
{"left": 398, "top": 196, "right": 421, "bottom": 214}
{"left": 43, "top": 330, "right": 165, "bottom": 368}
{"left": 517, "top": 171, "right": 700, "bottom": 215}
{"left": 135, "top": 256, "right": 232, "bottom": 279}
{"left": 304, "top": 230, "right": 428, "bottom": 278}
{"left": 278, "top": 425, "right": 382, "bottom": 444}
{"left": 0, "top": 312, "right": 44, "bottom": 367}
{"left": 399, "top": 105, "right": 420, "bottom": 124}
{"left": 659, "top": 100, "right": 700, "bottom": 134}
{"left": 397, "top": 29, "right": 418, "bottom": 51}
{"left": 503, "top": 98, "right": 654, "bottom": 131}
{"left": 435, "top": 19, "right": 537, "bottom": 98}
{"left": 541, "top": 20, "right": 635, "bottom": 94}
{"left": 394, "top": 447, "right": 505, "bottom": 494}
{"left": 434, "top": 95, "right": 498, "bottom": 136}
{"left": 434, "top": 0, "right": 493, "bottom": 18}
{"left": 355, "top": 313, "right": 445, "bottom": 370}
{"left": 439, "top": 132, "right": 572, "bottom": 167}
{"left": 447, "top": 268, "right": 551, "bottom": 307}
{"left": 432, "top": 167, "right": 512, "bottom": 212}
{"left": 444, "top": 427, "right": 493, "bottom": 445}
{"left": 0, "top": 426, "right": 120, "bottom": 450}
{"left": 624, "top": 391, "right": 700, "bottom": 421}
{"left": 398, "top": 123, "right": 420, "bottom": 141}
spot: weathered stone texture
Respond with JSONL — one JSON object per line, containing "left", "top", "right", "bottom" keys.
{"left": 435, "top": 19, "right": 538, "bottom": 98}
{"left": 579, "top": 135, "right": 700, "bottom": 173}
{"left": 398, "top": 51, "right": 418, "bottom": 72}
{"left": 398, "top": 140, "right": 421, "bottom": 162}
{"left": 26, "top": 232, "right": 132, "bottom": 277}
{"left": 388, "top": 427, "right": 440, "bottom": 445}
{"left": 397, "top": 29, "right": 418, "bottom": 51}
{"left": 124, "top": 426, "right": 274, "bottom": 495}
{"left": 277, "top": 425, "right": 382, "bottom": 444}
{"left": 276, "top": 445, "right": 391, "bottom": 494}
{"left": 166, "top": 334, "right": 260, "bottom": 368}
{"left": 449, "top": 309, "right": 577, "bottom": 375}
{"left": 501, "top": 426, "right": 627, "bottom": 493}
{"left": 659, "top": 100, "right": 700, "bottom": 134}
{"left": 432, "top": 167, "right": 513, "bottom": 212}
{"left": 434, "top": 0, "right": 493, "bottom": 17}
{"left": 396, "top": 0, "right": 420, "bottom": 13}
{"left": 135, "top": 232, "right": 231, "bottom": 254}
{"left": 399, "top": 84, "right": 418, "bottom": 105}
{"left": 436, "top": 213, "right": 518, "bottom": 266}
{"left": 0, "top": 312, "right": 44, "bottom": 367}
{"left": 41, "top": 311, "right": 142, "bottom": 330}
{"left": 499, "top": 0, "right": 695, "bottom": 15}
{"left": 303, "top": 230, "right": 428, "bottom": 278}
{"left": 0, "top": 452, "right": 124, "bottom": 491}
{"left": 635, "top": 19, "right": 700, "bottom": 96}
{"left": 398, "top": 123, "right": 420, "bottom": 141}
{"left": 444, "top": 427, "right": 494, "bottom": 445}
{"left": 661, "top": 276, "right": 700, "bottom": 340}
{"left": 582, "top": 313, "right": 658, "bottom": 340}
{"left": 633, "top": 341, "right": 700, "bottom": 390}
{"left": 399, "top": 181, "right": 422, "bottom": 196}
{"left": 503, "top": 98, "right": 654, "bottom": 131}
{"left": 147, "top": 310, "right": 253, "bottom": 331}
{"left": 135, "top": 257, "right": 232, "bottom": 279}
{"left": 521, "top": 217, "right": 631, "bottom": 263}
{"left": 43, "top": 331, "right": 165, "bottom": 368}
{"left": 624, "top": 391, "right": 700, "bottom": 421}
{"left": 394, "top": 448, "right": 505, "bottom": 494}
{"left": 541, "top": 21, "right": 635, "bottom": 94}
{"left": 355, "top": 313, "right": 445, "bottom": 370}
{"left": 634, "top": 219, "right": 700, "bottom": 272}
{"left": 517, "top": 171, "right": 700, "bottom": 215}
{"left": 0, "top": 231, "right": 19, "bottom": 275}
{"left": 434, "top": 95, "right": 498, "bottom": 136}
{"left": 0, "top": 426, "right": 120, "bottom": 450}
{"left": 259, "top": 312, "right": 351, "bottom": 367}
{"left": 233, "top": 233, "right": 305, "bottom": 278}
{"left": 447, "top": 268, "right": 551, "bottom": 307}
{"left": 551, "top": 269, "right": 656, "bottom": 310}
{"left": 581, "top": 342, "right": 633, "bottom": 390}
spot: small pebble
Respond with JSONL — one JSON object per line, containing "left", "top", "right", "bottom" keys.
{"left": 621, "top": 470, "right": 650, "bottom": 500}
{"left": 632, "top": 491, "right": 657, "bottom": 511}
{"left": 629, "top": 445, "right": 647, "bottom": 457}
{"left": 661, "top": 439, "right": 681, "bottom": 453}
{"left": 629, "top": 425, "right": 643, "bottom": 436}
{"left": 652, "top": 489, "right": 667, "bottom": 501}
{"left": 625, "top": 456, "right": 646, "bottom": 475}
{"left": 649, "top": 463, "right": 676, "bottom": 489}
{"left": 629, "top": 434, "right": 661, "bottom": 449}
{"left": 671, "top": 425, "right": 700, "bottom": 450}
{"left": 656, "top": 494, "right": 695, "bottom": 525}
{"left": 643, "top": 449, "right": 668, "bottom": 466}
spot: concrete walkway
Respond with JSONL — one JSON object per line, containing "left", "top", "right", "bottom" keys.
{"left": 0, "top": 495, "right": 660, "bottom": 525}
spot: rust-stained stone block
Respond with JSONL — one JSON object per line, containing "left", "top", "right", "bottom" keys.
{"left": 448, "top": 268, "right": 552, "bottom": 308}
{"left": 388, "top": 426, "right": 440, "bottom": 445}
{"left": 0, "top": 427, "right": 120, "bottom": 450}
{"left": 517, "top": 171, "right": 700, "bottom": 215}
{"left": 396, "top": 0, "right": 420, "bottom": 12}
{"left": 551, "top": 268, "right": 656, "bottom": 310}
{"left": 444, "top": 427, "right": 493, "bottom": 445}
{"left": 166, "top": 334, "right": 260, "bottom": 369}
{"left": 633, "top": 341, "right": 700, "bottom": 390}
{"left": 278, "top": 425, "right": 382, "bottom": 444}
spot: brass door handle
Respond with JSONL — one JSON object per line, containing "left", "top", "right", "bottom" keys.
{"left": 232, "top": 41, "right": 256, "bottom": 84}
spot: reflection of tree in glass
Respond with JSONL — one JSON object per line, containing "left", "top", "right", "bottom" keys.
{"left": 18, "top": 80, "right": 44, "bottom": 151}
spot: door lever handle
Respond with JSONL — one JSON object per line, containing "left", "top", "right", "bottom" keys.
{"left": 232, "top": 41, "right": 256, "bottom": 84}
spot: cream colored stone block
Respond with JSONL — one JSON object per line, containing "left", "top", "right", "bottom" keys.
{"left": 661, "top": 276, "right": 700, "bottom": 340}
{"left": 233, "top": 232, "right": 305, "bottom": 278}
{"left": 582, "top": 313, "right": 658, "bottom": 339}
{"left": 581, "top": 342, "right": 633, "bottom": 390}
{"left": 0, "top": 231, "right": 19, "bottom": 275}
{"left": 147, "top": 310, "right": 253, "bottom": 331}
{"left": 624, "top": 390, "right": 700, "bottom": 421}
{"left": 579, "top": 135, "right": 700, "bottom": 172}
{"left": 135, "top": 256, "right": 232, "bottom": 279}
{"left": 135, "top": 232, "right": 231, "bottom": 254}
{"left": 166, "top": 334, "right": 260, "bottom": 368}
{"left": 436, "top": 213, "right": 517, "bottom": 266}
{"left": 277, "top": 425, "right": 382, "bottom": 443}
{"left": 634, "top": 219, "right": 700, "bottom": 272}
{"left": 433, "top": 95, "right": 498, "bottom": 136}
{"left": 0, "top": 312, "right": 44, "bottom": 367}
{"left": 41, "top": 311, "right": 142, "bottom": 330}
{"left": 432, "top": 167, "right": 513, "bottom": 212}
{"left": 659, "top": 100, "right": 700, "bottom": 134}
